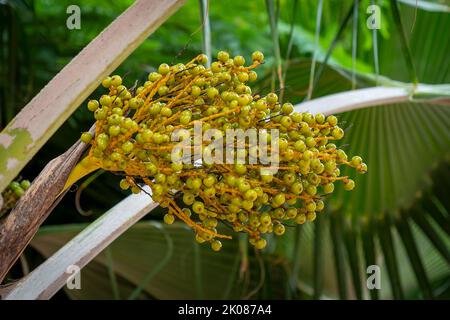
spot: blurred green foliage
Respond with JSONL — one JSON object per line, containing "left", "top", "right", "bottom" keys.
{"left": 1, "top": 0, "right": 449, "bottom": 299}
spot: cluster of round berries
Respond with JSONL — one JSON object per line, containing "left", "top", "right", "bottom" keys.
{"left": 0, "top": 179, "right": 31, "bottom": 217}
{"left": 79, "top": 51, "right": 366, "bottom": 251}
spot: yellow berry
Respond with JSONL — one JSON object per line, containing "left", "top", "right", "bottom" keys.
{"left": 119, "top": 179, "right": 130, "bottom": 190}
{"left": 80, "top": 132, "right": 92, "bottom": 143}
{"left": 102, "top": 77, "right": 112, "bottom": 88}
{"left": 217, "top": 51, "right": 229, "bottom": 63}
{"left": 110, "top": 75, "right": 122, "bottom": 87}
{"left": 296, "top": 214, "right": 306, "bottom": 224}
{"left": 100, "top": 95, "right": 112, "bottom": 106}
{"left": 251, "top": 51, "right": 264, "bottom": 63}
{"left": 211, "top": 240, "right": 222, "bottom": 251}
{"left": 255, "top": 238, "right": 267, "bottom": 249}
{"left": 306, "top": 212, "right": 316, "bottom": 221}
{"left": 87, "top": 100, "right": 99, "bottom": 112}
{"left": 158, "top": 63, "right": 170, "bottom": 75}
{"left": 344, "top": 179, "right": 355, "bottom": 191}
{"left": 164, "top": 213, "right": 175, "bottom": 225}
{"left": 233, "top": 55, "right": 245, "bottom": 66}
{"left": 273, "top": 224, "right": 285, "bottom": 236}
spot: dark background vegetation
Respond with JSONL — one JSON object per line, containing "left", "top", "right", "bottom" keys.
{"left": 1, "top": 0, "right": 449, "bottom": 299}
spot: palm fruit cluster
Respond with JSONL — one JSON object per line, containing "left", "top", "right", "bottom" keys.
{"left": 0, "top": 179, "right": 31, "bottom": 217}
{"left": 78, "top": 51, "right": 367, "bottom": 251}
